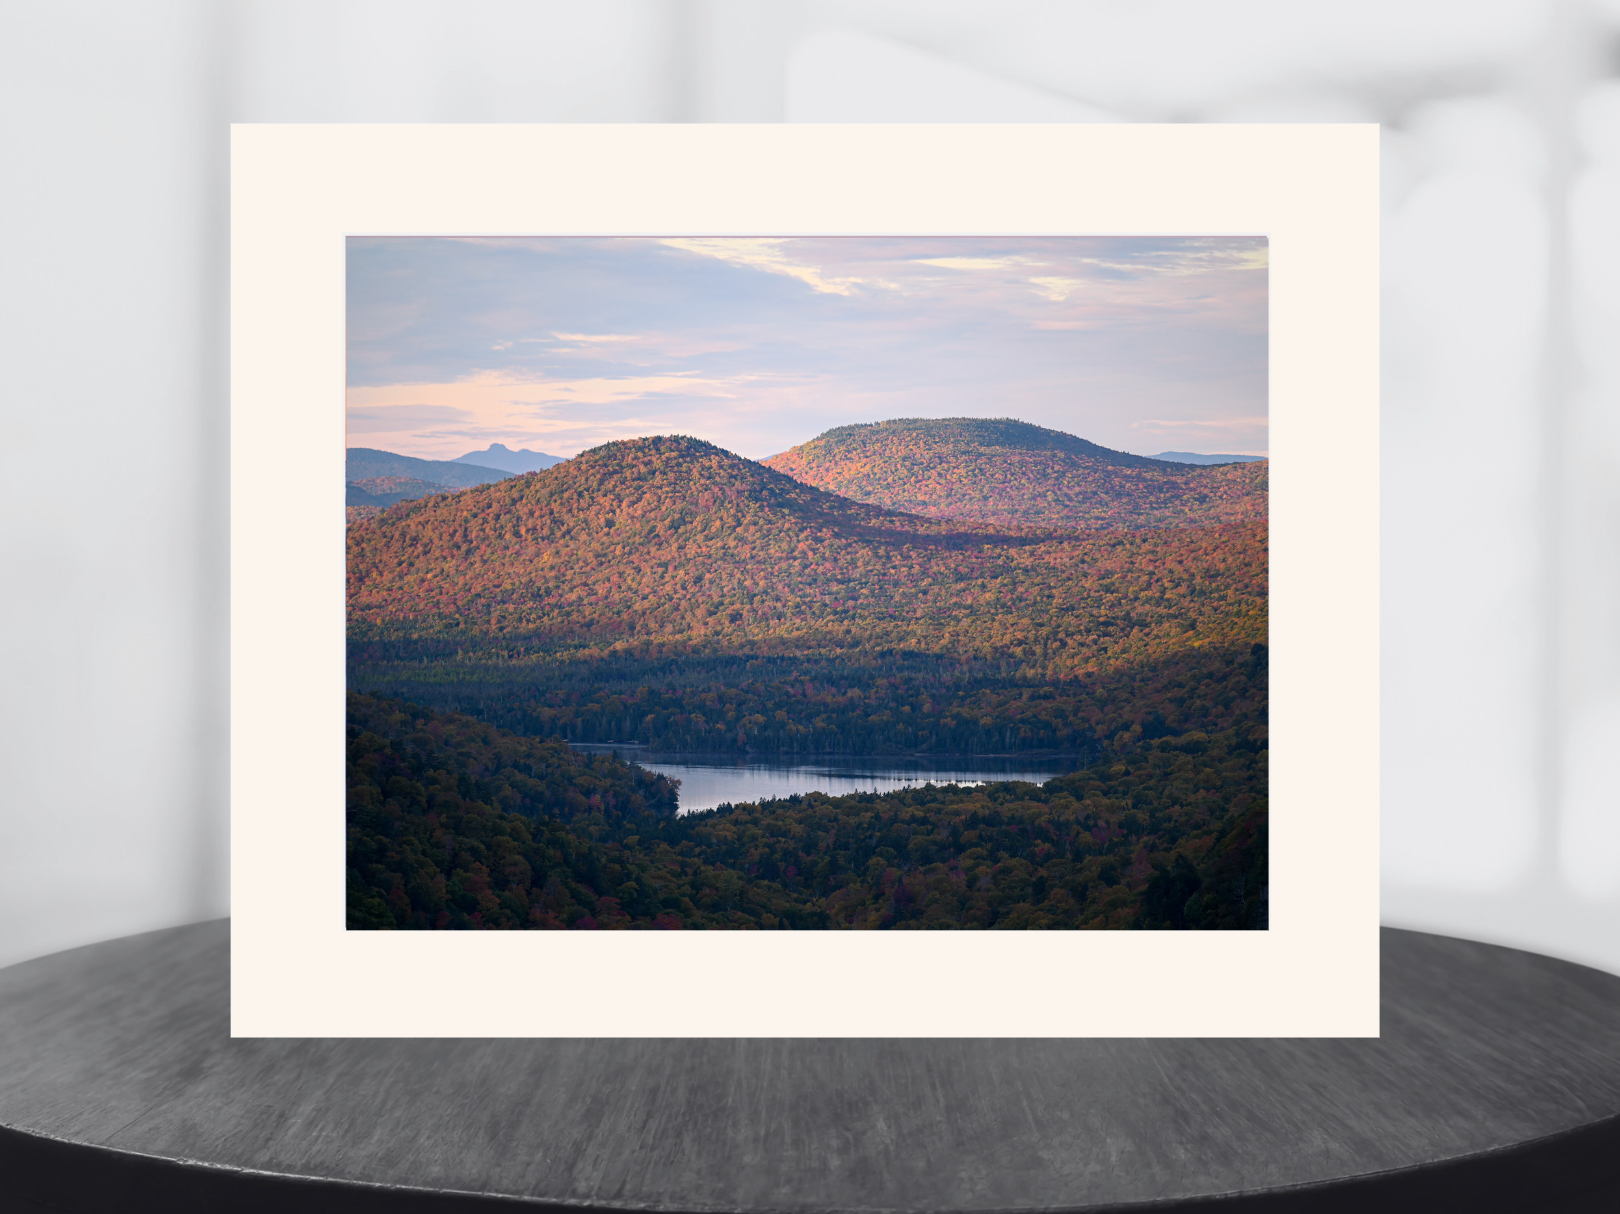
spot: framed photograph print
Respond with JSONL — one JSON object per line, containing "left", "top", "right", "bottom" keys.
{"left": 232, "top": 124, "right": 1379, "bottom": 1036}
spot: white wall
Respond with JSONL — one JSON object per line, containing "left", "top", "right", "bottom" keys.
{"left": 4, "top": 0, "right": 1617, "bottom": 974}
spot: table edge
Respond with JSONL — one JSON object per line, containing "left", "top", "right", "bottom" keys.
{"left": 4, "top": 1109, "right": 1618, "bottom": 1214}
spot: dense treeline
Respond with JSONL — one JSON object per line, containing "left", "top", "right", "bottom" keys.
{"left": 347, "top": 435, "right": 1266, "bottom": 754}
{"left": 347, "top": 436, "right": 1266, "bottom": 653}
{"left": 765, "top": 417, "right": 1267, "bottom": 532}
{"left": 348, "top": 693, "right": 1266, "bottom": 931}
{"left": 347, "top": 476, "right": 458, "bottom": 508}
{"left": 351, "top": 638, "right": 1265, "bottom": 758}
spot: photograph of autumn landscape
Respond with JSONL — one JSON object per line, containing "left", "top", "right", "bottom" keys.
{"left": 345, "top": 236, "right": 1268, "bottom": 931}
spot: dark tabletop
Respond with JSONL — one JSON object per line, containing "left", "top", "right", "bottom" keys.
{"left": 1, "top": 922, "right": 1618, "bottom": 1214}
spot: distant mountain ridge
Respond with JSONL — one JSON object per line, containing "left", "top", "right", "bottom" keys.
{"left": 1153, "top": 451, "right": 1266, "bottom": 465}
{"left": 453, "top": 442, "right": 563, "bottom": 473}
{"left": 346, "top": 448, "right": 512, "bottom": 488}
{"left": 765, "top": 417, "right": 1266, "bottom": 531}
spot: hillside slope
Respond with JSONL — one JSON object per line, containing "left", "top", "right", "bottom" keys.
{"left": 347, "top": 476, "right": 456, "bottom": 507}
{"left": 347, "top": 435, "right": 1267, "bottom": 756}
{"left": 346, "top": 447, "right": 512, "bottom": 488}
{"left": 765, "top": 418, "right": 1266, "bottom": 530}
{"left": 348, "top": 434, "right": 1261, "bottom": 660}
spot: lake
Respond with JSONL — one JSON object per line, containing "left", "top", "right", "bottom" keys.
{"left": 572, "top": 747, "right": 1086, "bottom": 815}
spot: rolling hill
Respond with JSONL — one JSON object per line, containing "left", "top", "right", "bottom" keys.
{"left": 347, "top": 435, "right": 1266, "bottom": 758}
{"left": 346, "top": 447, "right": 512, "bottom": 488}
{"left": 764, "top": 418, "right": 1266, "bottom": 530}
{"left": 346, "top": 476, "right": 457, "bottom": 508}
{"left": 346, "top": 448, "right": 520, "bottom": 524}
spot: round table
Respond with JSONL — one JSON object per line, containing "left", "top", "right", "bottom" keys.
{"left": 1, "top": 922, "right": 1617, "bottom": 1213}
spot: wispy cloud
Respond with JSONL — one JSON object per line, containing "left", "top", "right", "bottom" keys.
{"left": 1029, "top": 277, "right": 1087, "bottom": 302}
{"left": 347, "top": 371, "right": 759, "bottom": 450}
{"left": 517, "top": 372, "right": 749, "bottom": 407}
{"left": 1134, "top": 415, "right": 1269, "bottom": 430}
{"left": 1233, "top": 245, "right": 1269, "bottom": 270}
{"left": 915, "top": 256, "right": 1029, "bottom": 271}
{"left": 658, "top": 238, "right": 866, "bottom": 296}
{"left": 1098, "top": 241, "right": 1269, "bottom": 277}
{"left": 346, "top": 404, "right": 472, "bottom": 433}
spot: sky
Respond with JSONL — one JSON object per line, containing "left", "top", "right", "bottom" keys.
{"left": 346, "top": 235, "right": 1267, "bottom": 462}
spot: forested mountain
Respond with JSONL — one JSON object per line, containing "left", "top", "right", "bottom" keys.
{"left": 1152, "top": 451, "right": 1267, "bottom": 465}
{"left": 346, "top": 449, "right": 518, "bottom": 524}
{"left": 346, "top": 447, "right": 512, "bottom": 488}
{"left": 347, "top": 476, "right": 455, "bottom": 507}
{"left": 347, "top": 435, "right": 1266, "bottom": 757}
{"left": 454, "top": 442, "right": 564, "bottom": 473}
{"left": 764, "top": 418, "right": 1266, "bottom": 531}
{"left": 348, "top": 693, "right": 1266, "bottom": 931}
{"left": 346, "top": 429, "right": 1268, "bottom": 931}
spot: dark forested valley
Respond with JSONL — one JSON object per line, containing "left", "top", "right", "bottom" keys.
{"left": 346, "top": 419, "right": 1268, "bottom": 930}
{"left": 348, "top": 693, "right": 1266, "bottom": 931}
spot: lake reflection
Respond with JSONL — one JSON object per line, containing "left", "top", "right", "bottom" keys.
{"left": 573, "top": 747, "right": 1085, "bottom": 815}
